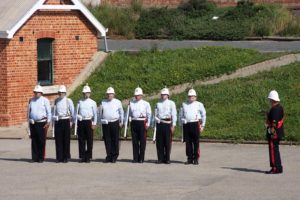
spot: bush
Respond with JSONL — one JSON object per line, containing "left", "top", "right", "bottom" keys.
{"left": 89, "top": 5, "right": 137, "bottom": 39}
{"left": 90, "top": 3, "right": 300, "bottom": 40}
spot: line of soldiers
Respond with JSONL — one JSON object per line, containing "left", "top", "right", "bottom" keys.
{"left": 27, "top": 85, "right": 284, "bottom": 174}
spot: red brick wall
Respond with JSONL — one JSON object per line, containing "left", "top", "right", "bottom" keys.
{"left": 45, "top": 0, "right": 73, "bottom": 5}
{"left": 100, "top": 0, "right": 300, "bottom": 7}
{"left": 0, "top": 39, "right": 9, "bottom": 125}
{"left": 0, "top": 10, "right": 98, "bottom": 126}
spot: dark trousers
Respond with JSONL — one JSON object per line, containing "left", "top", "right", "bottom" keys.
{"left": 102, "top": 121, "right": 120, "bottom": 161}
{"left": 30, "top": 122, "right": 47, "bottom": 161}
{"left": 131, "top": 120, "right": 147, "bottom": 162}
{"left": 183, "top": 122, "right": 200, "bottom": 161}
{"left": 54, "top": 119, "right": 71, "bottom": 161}
{"left": 77, "top": 120, "right": 93, "bottom": 160}
{"left": 156, "top": 123, "right": 172, "bottom": 162}
{"left": 268, "top": 138, "right": 282, "bottom": 172}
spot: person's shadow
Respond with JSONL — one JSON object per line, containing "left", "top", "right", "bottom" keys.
{"left": 222, "top": 167, "right": 265, "bottom": 174}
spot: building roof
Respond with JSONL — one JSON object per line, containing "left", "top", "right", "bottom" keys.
{"left": 0, "top": 0, "right": 107, "bottom": 39}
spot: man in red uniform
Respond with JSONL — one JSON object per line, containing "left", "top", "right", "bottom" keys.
{"left": 265, "top": 90, "right": 284, "bottom": 174}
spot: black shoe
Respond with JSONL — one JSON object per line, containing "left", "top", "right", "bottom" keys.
{"left": 63, "top": 159, "right": 68, "bottom": 163}
{"left": 132, "top": 160, "right": 138, "bottom": 163}
{"left": 185, "top": 160, "right": 193, "bottom": 165}
{"left": 111, "top": 159, "right": 117, "bottom": 163}
{"left": 193, "top": 160, "right": 199, "bottom": 165}
{"left": 156, "top": 160, "right": 163, "bottom": 164}
{"left": 139, "top": 160, "right": 144, "bottom": 163}
{"left": 86, "top": 159, "right": 91, "bottom": 163}
{"left": 165, "top": 160, "right": 171, "bottom": 164}
{"left": 38, "top": 159, "right": 44, "bottom": 163}
{"left": 79, "top": 159, "right": 85, "bottom": 163}
{"left": 104, "top": 158, "right": 111, "bottom": 163}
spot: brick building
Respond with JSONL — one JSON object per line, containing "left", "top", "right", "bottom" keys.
{"left": 0, "top": 0, "right": 107, "bottom": 126}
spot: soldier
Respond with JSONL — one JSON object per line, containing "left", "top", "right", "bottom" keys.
{"left": 52, "top": 85, "right": 75, "bottom": 163}
{"left": 180, "top": 89, "right": 206, "bottom": 165}
{"left": 75, "top": 84, "right": 97, "bottom": 163}
{"left": 125, "top": 87, "right": 151, "bottom": 163}
{"left": 28, "top": 85, "right": 52, "bottom": 163}
{"left": 265, "top": 90, "right": 284, "bottom": 174}
{"left": 99, "top": 87, "right": 124, "bottom": 163}
{"left": 153, "top": 87, "right": 177, "bottom": 164}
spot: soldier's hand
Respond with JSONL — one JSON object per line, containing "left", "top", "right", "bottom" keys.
{"left": 200, "top": 127, "right": 204, "bottom": 132}
{"left": 91, "top": 125, "right": 96, "bottom": 130}
{"left": 43, "top": 123, "right": 50, "bottom": 129}
{"left": 119, "top": 123, "right": 123, "bottom": 128}
{"left": 171, "top": 126, "right": 175, "bottom": 134}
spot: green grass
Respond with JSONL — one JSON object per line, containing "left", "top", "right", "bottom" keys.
{"left": 147, "top": 62, "right": 300, "bottom": 141}
{"left": 69, "top": 47, "right": 285, "bottom": 104}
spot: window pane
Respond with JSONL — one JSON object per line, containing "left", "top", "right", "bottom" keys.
{"left": 38, "top": 39, "right": 52, "bottom": 61}
{"left": 38, "top": 61, "right": 52, "bottom": 85}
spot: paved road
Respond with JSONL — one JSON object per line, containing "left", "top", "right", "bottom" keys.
{"left": 0, "top": 140, "right": 299, "bottom": 200}
{"left": 99, "top": 39, "right": 300, "bottom": 52}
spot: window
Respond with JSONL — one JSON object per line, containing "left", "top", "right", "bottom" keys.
{"left": 37, "top": 39, "right": 53, "bottom": 86}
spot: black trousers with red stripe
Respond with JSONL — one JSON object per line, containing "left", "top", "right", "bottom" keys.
{"left": 156, "top": 123, "right": 172, "bottom": 162}
{"left": 268, "top": 138, "right": 282, "bottom": 172}
{"left": 131, "top": 120, "right": 147, "bottom": 162}
{"left": 102, "top": 121, "right": 120, "bottom": 161}
{"left": 30, "top": 122, "right": 47, "bottom": 161}
{"left": 183, "top": 122, "right": 200, "bottom": 161}
{"left": 77, "top": 120, "right": 93, "bottom": 160}
{"left": 54, "top": 119, "right": 71, "bottom": 161}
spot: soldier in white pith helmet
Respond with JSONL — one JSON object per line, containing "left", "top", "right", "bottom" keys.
{"left": 75, "top": 84, "right": 97, "bottom": 163}
{"left": 27, "top": 85, "right": 52, "bottom": 163}
{"left": 179, "top": 89, "right": 206, "bottom": 165}
{"left": 52, "top": 85, "right": 75, "bottom": 163}
{"left": 99, "top": 87, "right": 124, "bottom": 163}
{"left": 153, "top": 87, "right": 177, "bottom": 164}
{"left": 124, "top": 87, "right": 151, "bottom": 163}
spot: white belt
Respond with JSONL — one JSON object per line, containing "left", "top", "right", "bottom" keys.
{"left": 132, "top": 118, "right": 146, "bottom": 121}
{"left": 58, "top": 116, "right": 70, "bottom": 120}
{"left": 35, "top": 119, "right": 47, "bottom": 123}
{"left": 103, "top": 119, "right": 119, "bottom": 123}
{"left": 187, "top": 120, "right": 200, "bottom": 123}
{"left": 82, "top": 117, "right": 92, "bottom": 120}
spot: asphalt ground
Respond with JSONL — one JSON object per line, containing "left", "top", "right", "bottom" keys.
{"left": 99, "top": 39, "right": 300, "bottom": 52}
{"left": 0, "top": 139, "right": 299, "bottom": 200}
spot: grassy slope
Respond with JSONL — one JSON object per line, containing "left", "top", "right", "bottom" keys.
{"left": 69, "top": 47, "right": 285, "bottom": 104}
{"left": 148, "top": 62, "right": 300, "bottom": 141}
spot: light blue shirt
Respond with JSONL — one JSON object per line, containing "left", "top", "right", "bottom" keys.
{"left": 54, "top": 97, "right": 75, "bottom": 119}
{"left": 126, "top": 99, "right": 152, "bottom": 127}
{"left": 180, "top": 101, "right": 206, "bottom": 127}
{"left": 28, "top": 96, "right": 52, "bottom": 123}
{"left": 76, "top": 98, "right": 97, "bottom": 125}
{"left": 100, "top": 98, "right": 124, "bottom": 123}
{"left": 155, "top": 99, "right": 177, "bottom": 126}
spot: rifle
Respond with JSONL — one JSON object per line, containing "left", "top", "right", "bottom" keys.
{"left": 74, "top": 103, "right": 80, "bottom": 136}
{"left": 152, "top": 108, "right": 158, "bottom": 143}
{"left": 179, "top": 107, "right": 185, "bottom": 143}
{"left": 52, "top": 105, "right": 56, "bottom": 138}
{"left": 124, "top": 103, "right": 130, "bottom": 138}
{"left": 98, "top": 105, "right": 104, "bottom": 139}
